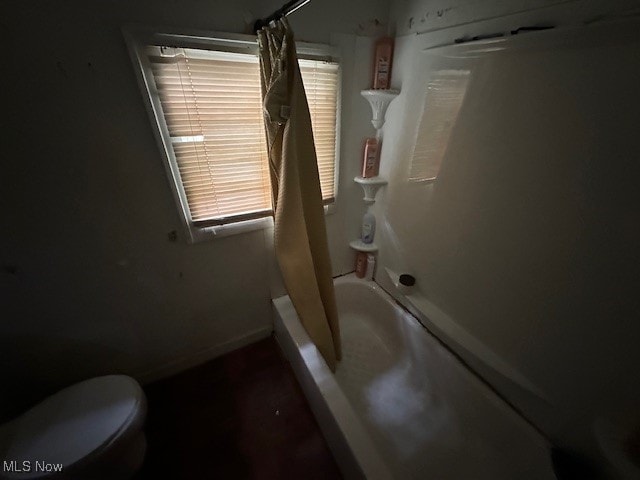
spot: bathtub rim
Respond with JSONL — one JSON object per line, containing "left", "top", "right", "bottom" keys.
{"left": 273, "top": 278, "right": 394, "bottom": 480}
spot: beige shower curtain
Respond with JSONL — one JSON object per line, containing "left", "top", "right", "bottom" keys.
{"left": 257, "top": 19, "right": 341, "bottom": 371}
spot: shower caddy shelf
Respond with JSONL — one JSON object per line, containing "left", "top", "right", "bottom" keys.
{"left": 361, "top": 89, "right": 400, "bottom": 130}
{"left": 354, "top": 175, "right": 388, "bottom": 204}
{"left": 349, "top": 239, "right": 378, "bottom": 253}
{"left": 350, "top": 88, "right": 399, "bottom": 256}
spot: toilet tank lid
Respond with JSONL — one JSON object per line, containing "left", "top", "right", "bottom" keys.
{"left": 2, "top": 375, "right": 145, "bottom": 478}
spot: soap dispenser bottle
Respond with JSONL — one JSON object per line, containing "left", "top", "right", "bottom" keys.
{"left": 362, "top": 211, "right": 376, "bottom": 244}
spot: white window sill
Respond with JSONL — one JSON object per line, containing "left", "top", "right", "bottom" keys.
{"left": 324, "top": 203, "right": 337, "bottom": 215}
{"left": 187, "top": 203, "right": 336, "bottom": 243}
{"left": 188, "top": 216, "right": 273, "bottom": 243}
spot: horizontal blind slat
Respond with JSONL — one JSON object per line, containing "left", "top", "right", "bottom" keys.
{"left": 148, "top": 45, "right": 337, "bottom": 222}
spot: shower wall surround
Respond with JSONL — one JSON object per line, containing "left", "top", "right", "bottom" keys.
{"left": 374, "top": 1, "right": 640, "bottom": 474}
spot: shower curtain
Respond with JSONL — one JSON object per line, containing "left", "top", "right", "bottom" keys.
{"left": 257, "top": 18, "right": 341, "bottom": 371}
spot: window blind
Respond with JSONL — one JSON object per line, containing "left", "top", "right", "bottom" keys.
{"left": 299, "top": 59, "right": 339, "bottom": 202}
{"left": 409, "top": 70, "right": 470, "bottom": 182}
{"left": 146, "top": 46, "right": 338, "bottom": 225}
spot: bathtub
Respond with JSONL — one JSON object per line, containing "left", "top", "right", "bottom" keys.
{"left": 273, "top": 274, "right": 556, "bottom": 480}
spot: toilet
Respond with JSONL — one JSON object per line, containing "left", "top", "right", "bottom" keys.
{"left": 0, "top": 375, "right": 147, "bottom": 480}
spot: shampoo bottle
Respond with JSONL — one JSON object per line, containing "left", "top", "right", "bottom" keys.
{"left": 365, "top": 254, "right": 376, "bottom": 281}
{"left": 362, "top": 211, "right": 376, "bottom": 244}
{"left": 362, "top": 138, "right": 380, "bottom": 178}
{"left": 373, "top": 37, "right": 394, "bottom": 89}
{"left": 355, "top": 252, "right": 368, "bottom": 278}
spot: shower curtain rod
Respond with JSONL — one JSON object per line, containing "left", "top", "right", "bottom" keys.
{"left": 253, "top": 0, "right": 313, "bottom": 33}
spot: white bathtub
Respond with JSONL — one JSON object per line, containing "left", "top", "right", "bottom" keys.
{"left": 273, "top": 274, "right": 556, "bottom": 480}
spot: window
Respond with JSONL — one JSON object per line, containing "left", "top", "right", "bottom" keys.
{"left": 125, "top": 29, "right": 340, "bottom": 242}
{"left": 409, "top": 70, "right": 469, "bottom": 182}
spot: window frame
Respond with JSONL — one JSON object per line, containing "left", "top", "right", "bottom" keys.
{"left": 124, "top": 26, "right": 342, "bottom": 243}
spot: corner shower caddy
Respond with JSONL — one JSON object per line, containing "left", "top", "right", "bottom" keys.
{"left": 360, "top": 89, "right": 400, "bottom": 130}
{"left": 350, "top": 89, "right": 399, "bottom": 254}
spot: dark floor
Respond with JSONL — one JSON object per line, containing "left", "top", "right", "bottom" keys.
{"left": 133, "top": 337, "right": 342, "bottom": 479}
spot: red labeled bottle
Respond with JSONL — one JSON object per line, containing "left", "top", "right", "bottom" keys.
{"left": 362, "top": 138, "right": 380, "bottom": 178}
{"left": 373, "top": 37, "right": 394, "bottom": 89}
{"left": 355, "top": 251, "right": 368, "bottom": 278}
